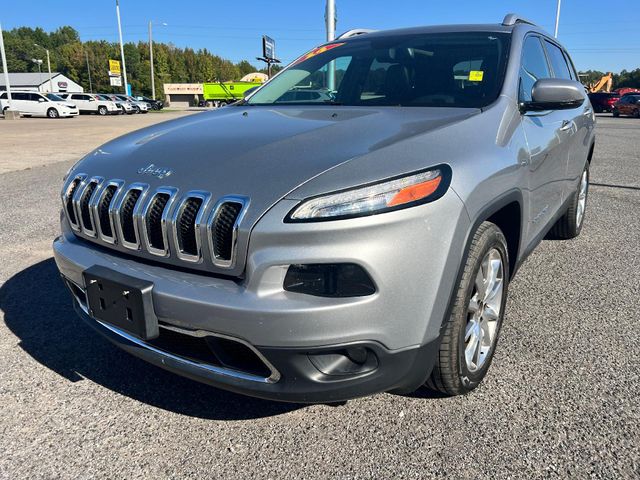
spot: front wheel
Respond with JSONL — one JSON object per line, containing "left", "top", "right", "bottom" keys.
{"left": 98, "top": 106, "right": 108, "bottom": 116}
{"left": 47, "top": 108, "right": 60, "bottom": 119}
{"left": 548, "top": 164, "right": 589, "bottom": 239}
{"left": 426, "top": 222, "right": 509, "bottom": 396}
{"left": 634, "top": 109, "right": 640, "bottom": 118}
{"left": 612, "top": 109, "right": 620, "bottom": 117}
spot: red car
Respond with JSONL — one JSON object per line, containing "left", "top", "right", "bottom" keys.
{"left": 612, "top": 94, "right": 640, "bottom": 118}
{"left": 587, "top": 92, "right": 620, "bottom": 113}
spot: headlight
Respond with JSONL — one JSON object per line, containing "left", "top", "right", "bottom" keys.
{"left": 287, "top": 165, "right": 450, "bottom": 222}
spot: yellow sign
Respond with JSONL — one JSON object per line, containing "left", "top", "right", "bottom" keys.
{"left": 469, "top": 70, "right": 484, "bottom": 82}
{"left": 109, "top": 59, "right": 121, "bottom": 75}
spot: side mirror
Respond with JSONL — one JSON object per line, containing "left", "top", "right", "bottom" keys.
{"left": 521, "top": 78, "right": 585, "bottom": 112}
{"left": 38, "top": 98, "right": 45, "bottom": 102}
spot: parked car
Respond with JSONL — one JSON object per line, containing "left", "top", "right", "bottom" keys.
{"left": 135, "top": 95, "right": 163, "bottom": 110}
{"left": 114, "top": 94, "right": 149, "bottom": 113}
{"left": 54, "top": 13, "right": 595, "bottom": 403}
{"left": 58, "top": 93, "right": 119, "bottom": 115}
{"left": 99, "top": 94, "right": 135, "bottom": 114}
{"left": 612, "top": 94, "right": 640, "bottom": 118}
{"left": 0, "top": 91, "right": 78, "bottom": 118}
{"left": 587, "top": 92, "right": 620, "bottom": 113}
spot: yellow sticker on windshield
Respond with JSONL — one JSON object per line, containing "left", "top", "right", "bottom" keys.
{"left": 469, "top": 70, "right": 484, "bottom": 82}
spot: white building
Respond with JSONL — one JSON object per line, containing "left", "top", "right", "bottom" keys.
{"left": 0, "top": 72, "right": 83, "bottom": 93}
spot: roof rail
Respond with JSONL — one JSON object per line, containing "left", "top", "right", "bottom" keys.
{"left": 337, "top": 29, "right": 376, "bottom": 39}
{"left": 502, "top": 13, "right": 537, "bottom": 27}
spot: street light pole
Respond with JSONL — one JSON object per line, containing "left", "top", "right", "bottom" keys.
{"left": 554, "top": 0, "right": 562, "bottom": 38}
{"left": 116, "top": 0, "right": 129, "bottom": 95}
{"left": 86, "top": 51, "right": 93, "bottom": 93}
{"left": 0, "top": 22, "right": 12, "bottom": 108}
{"left": 34, "top": 44, "right": 53, "bottom": 92}
{"left": 325, "top": 0, "right": 336, "bottom": 91}
{"left": 148, "top": 21, "right": 155, "bottom": 100}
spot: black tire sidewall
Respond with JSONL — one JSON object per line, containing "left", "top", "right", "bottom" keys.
{"left": 48, "top": 108, "right": 59, "bottom": 118}
{"left": 98, "top": 106, "right": 107, "bottom": 115}
{"left": 455, "top": 226, "right": 510, "bottom": 390}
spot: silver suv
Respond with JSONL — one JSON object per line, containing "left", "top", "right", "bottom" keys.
{"left": 54, "top": 14, "right": 595, "bottom": 403}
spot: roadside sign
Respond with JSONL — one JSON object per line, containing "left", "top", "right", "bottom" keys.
{"left": 108, "top": 59, "right": 121, "bottom": 76}
{"left": 110, "top": 76, "right": 122, "bottom": 87}
{"left": 262, "top": 36, "right": 276, "bottom": 61}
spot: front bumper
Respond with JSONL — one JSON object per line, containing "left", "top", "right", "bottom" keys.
{"left": 53, "top": 190, "right": 469, "bottom": 402}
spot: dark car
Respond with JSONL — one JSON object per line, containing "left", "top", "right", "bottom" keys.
{"left": 588, "top": 92, "right": 620, "bottom": 113}
{"left": 612, "top": 94, "right": 640, "bottom": 118}
{"left": 135, "top": 95, "right": 163, "bottom": 110}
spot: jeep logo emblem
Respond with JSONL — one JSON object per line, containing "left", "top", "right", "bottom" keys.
{"left": 137, "top": 163, "right": 173, "bottom": 179}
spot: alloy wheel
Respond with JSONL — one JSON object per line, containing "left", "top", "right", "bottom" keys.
{"left": 465, "top": 248, "right": 504, "bottom": 372}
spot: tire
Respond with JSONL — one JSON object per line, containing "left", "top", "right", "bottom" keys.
{"left": 548, "top": 163, "right": 589, "bottom": 239}
{"left": 634, "top": 109, "right": 640, "bottom": 119}
{"left": 2, "top": 106, "right": 8, "bottom": 115}
{"left": 612, "top": 109, "right": 619, "bottom": 117}
{"left": 98, "top": 106, "right": 108, "bottom": 116}
{"left": 426, "top": 222, "right": 509, "bottom": 396}
{"left": 47, "top": 108, "right": 59, "bottom": 119}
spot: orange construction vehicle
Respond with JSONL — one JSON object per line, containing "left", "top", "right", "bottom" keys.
{"left": 588, "top": 73, "right": 613, "bottom": 93}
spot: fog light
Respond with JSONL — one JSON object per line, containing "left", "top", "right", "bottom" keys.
{"left": 284, "top": 263, "right": 376, "bottom": 297}
{"left": 309, "top": 347, "right": 378, "bottom": 376}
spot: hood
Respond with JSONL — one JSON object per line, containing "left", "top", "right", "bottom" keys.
{"left": 76, "top": 105, "right": 478, "bottom": 221}
{"left": 71, "top": 105, "right": 477, "bottom": 275}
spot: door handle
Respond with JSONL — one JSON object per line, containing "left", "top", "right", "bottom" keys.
{"left": 560, "top": 120, "right": 573, "bottom": 131}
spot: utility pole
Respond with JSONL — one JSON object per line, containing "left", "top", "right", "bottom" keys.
{"left": 34, "top": 44, "right": 53, "bottom": 92}
{"left": 86, "top": 50, "right": 93, "bottom": 93}
{"left": 325, "top": 0, "right": 336, "bottom": 91}
{"left": 116, "top": 0, "right": 129, "bottom": 94}
{"left": 554, "top": 0, "right": 562, "bottom": 38}
{"left": 0, "top": 22, "right": 12, "bottom": 109}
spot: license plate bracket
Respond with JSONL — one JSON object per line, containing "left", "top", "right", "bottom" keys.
{"left": 83, "top": 265, "right": 159, "bottom": 340}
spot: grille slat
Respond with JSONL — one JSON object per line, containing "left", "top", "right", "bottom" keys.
{"left": 146, "top": 193, "right": 170, "bottom": 251}
{"left": 120, "top": 189, "right": 142, "bottom": 244}
{"left": 98, "top": 185, "right": 118, "bottom": 238}
{"left": 79, "top": 182, "right": 98, "bottom": 231}
{"left": 65, "top": 178, "right": 81, "bottom": 226}
{"left": 176, "top": 197, "right": 203, "bottom": 257}
{"left": 213, "top": 202, "right": 242, "bottom": 261}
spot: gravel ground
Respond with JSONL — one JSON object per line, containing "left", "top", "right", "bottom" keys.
{"left": 0, "top": 115, "right": 638, "bottom": 479}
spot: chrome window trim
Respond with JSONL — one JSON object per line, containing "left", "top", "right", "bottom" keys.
{"left": 61, "top": 173, "right": 87, "bottom": 232}
{"left": 96, "top": 179, "right": 125, "bottom": 245}
{"left": 77, "top": 176, "right": 104, "bottom": 238}
{"left": 171, "top": 190, "right": 211, "bottom": 263}
{"left": 64, "top": 279, "right": 279, "bottom": 384}
{"left": 141, "top": 187, "right": 179, "bottom": 257}
{"left": 206, "top": 196, "right": 249, "bottom": 269}
{"left": 113, "top": 183, "right": 149, "bottom": 251}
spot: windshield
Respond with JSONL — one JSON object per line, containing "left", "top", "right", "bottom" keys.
{"left": 46, "top": 93, "right": 64, "bottom": 101}
{"left": 248, "top": 32, "right": 510, "bottom": 108}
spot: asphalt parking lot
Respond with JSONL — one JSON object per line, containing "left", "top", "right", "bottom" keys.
{"left": 0, "top": 114, "right": 638, "bottom": 478}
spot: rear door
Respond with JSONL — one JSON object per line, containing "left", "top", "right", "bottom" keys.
{"left": 519, "top": 35, "right": 569, "bottom": 243}
{"left": 542, "top": 39, "right": 591, "bottom": 196}
{"left": 70, "top": 94, "right": 89, "bottom": 112}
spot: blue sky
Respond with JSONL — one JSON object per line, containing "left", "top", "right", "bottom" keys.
{"left": 2, "top": 0, "right": 638, "bottom": 72}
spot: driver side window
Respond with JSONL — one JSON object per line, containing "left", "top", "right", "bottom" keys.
{"left": 519, "top": 36, "right": 551, "bottom": 102}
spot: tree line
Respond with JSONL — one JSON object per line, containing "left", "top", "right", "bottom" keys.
{"left": 2, "top": 26, "right": 279, "bottom": 98}
{"left": 579, "top": 70, "right": 640, "bottom": 90}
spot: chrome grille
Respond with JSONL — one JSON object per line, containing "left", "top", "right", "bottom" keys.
{"left": 61, "top": 176, "right": 246, "bottom": 271}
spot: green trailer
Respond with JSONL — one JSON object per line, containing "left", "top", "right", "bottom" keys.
{"left": 202, "top": 81, "right": 262, "bottom": 107}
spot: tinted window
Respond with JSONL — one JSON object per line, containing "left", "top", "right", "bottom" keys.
{"left": 544, "top": 40, "right": 572, "bottom": 80}
{"left": 519, "top": 36, "right": 550, "bottom": 102}
{"left": 248, "top": 32, "right": 511, "bottom": 108}
{"left": 0, "top": 92, "right": 6, "bottom": 99}
{"left": 13, "top": 92, "right": 28, "bottom": 101}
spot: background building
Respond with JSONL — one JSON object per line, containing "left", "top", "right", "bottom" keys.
{"left": 163, "top": 83, "right": 203, "bottom": 108}
{"left": 0, "top": 72, "right": 84, "bottom": 93}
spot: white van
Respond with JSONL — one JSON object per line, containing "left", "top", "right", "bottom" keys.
{"left": 0, "top": 91, "right": 78, "bottom": 118}
{"left": 59, "top": 93, "right": 119, "bottom": 115}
